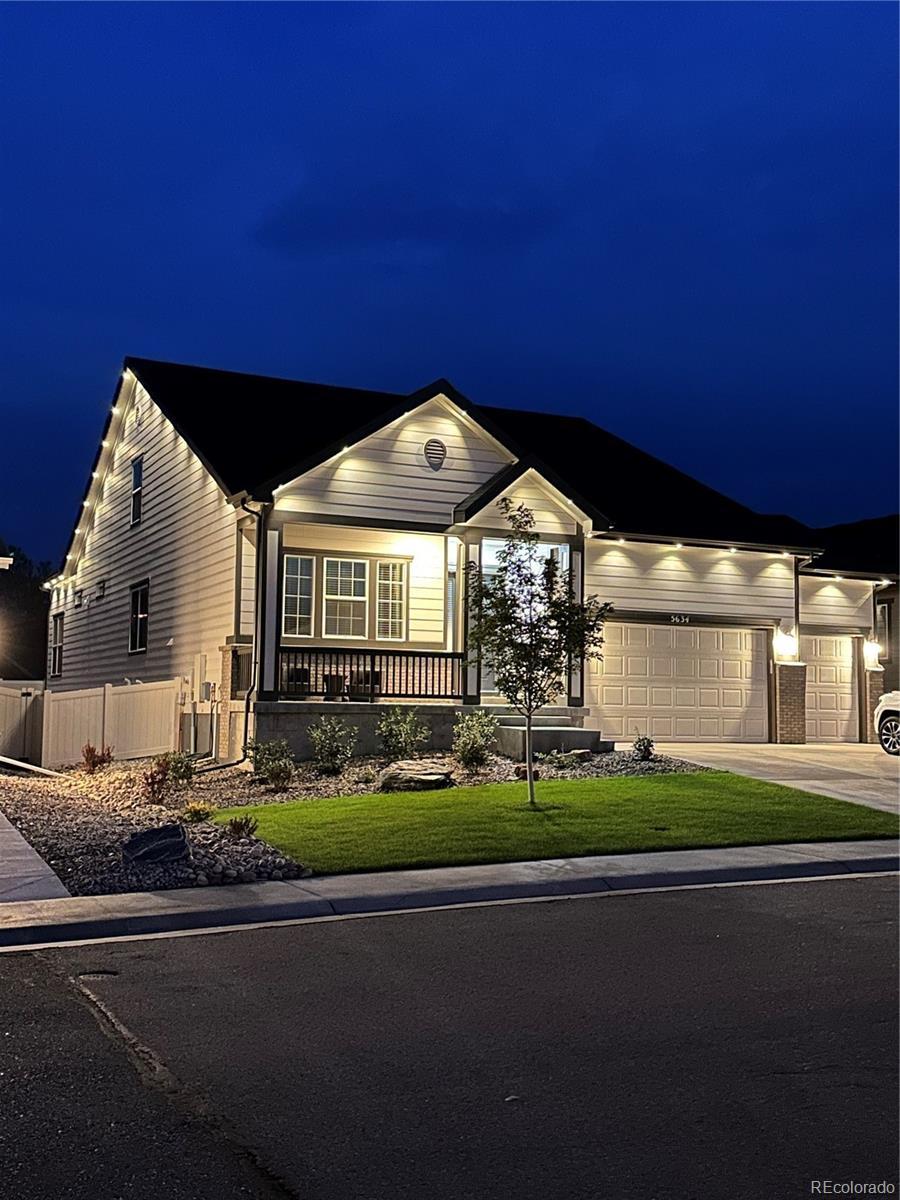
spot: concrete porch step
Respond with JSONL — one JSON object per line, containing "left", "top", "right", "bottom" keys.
{"left": 496, "top": 715, "right": 575, "bottom": 728}
{"left": 496, "top": 724, "right": 607, "bottom": 759}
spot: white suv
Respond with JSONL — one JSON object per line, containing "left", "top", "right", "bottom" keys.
{"left": 874, "top": 691, "right": 900, "bottom": 755}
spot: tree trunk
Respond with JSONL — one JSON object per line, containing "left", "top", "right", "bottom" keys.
{"left": 525, "top": 713, "right": 537, "bottom": 808}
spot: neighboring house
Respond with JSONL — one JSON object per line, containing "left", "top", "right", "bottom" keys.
{"left": 43, "top": 357, "right": 898, "bottom": 759}
{"left": 0, "top": 544, "right": 50, "bottom": 681}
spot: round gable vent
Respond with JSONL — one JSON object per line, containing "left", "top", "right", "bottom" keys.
{"left": 423, "top": 438, "right": 447, "bottom": 471}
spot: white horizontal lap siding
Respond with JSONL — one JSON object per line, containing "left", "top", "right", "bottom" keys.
{"left": 47, "top": 381, "right": 237, "bottom": 694}
{"left": 468, "top": 477, "right": 578, "bottom": 537}
{"left": 282, "top": 523, "right": 446, "bottom": 646}
{"left": 585, "top": 542, "right": 795, "bottom": 624}
{"left": 274, "top": 398, "right": 513, "bottom": 525}
{"left": 799, "top": 577, "right": 873, "bottom": 631}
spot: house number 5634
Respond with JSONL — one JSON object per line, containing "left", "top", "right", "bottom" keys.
{"left": 669, "top": 614, "right": 691, "bottom": 625}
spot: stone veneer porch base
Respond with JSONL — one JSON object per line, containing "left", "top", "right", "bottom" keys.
{"left": 253, "top": 702, "right": 588, "bottom": 761}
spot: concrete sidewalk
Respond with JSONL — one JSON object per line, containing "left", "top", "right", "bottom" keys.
{"left": 0, "top": 812, "right": 70, "bottom": 903}
{"left": 0, "top": 838, "right": 896, "bottom": 949}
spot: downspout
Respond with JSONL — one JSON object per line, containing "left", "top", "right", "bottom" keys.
{"left": 198, "top": 497, "right": 270, "bottom": 773}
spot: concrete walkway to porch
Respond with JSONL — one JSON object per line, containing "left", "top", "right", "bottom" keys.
{"left": 0, "top": 810, "right": 70, "bottom": 902}
{"left": 666, "top": 743, "right": 900, "bottom": 815}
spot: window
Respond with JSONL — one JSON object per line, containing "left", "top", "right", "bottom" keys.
{"left": 323, "top": 558, "right": 368, "bottom": 638}
{"left": 877, "top": 602, "right": 892, "bottom": 662}
{"left": 376, "top": 561, "right": 406, "bottom": 641}
{"left": 129, "top": 580, "right": 149, "bottom": 653}
{"left": 130, "top": 457, "right": 143, "bottom": 526}
{"left": 282, "top": 556, "right": 314, "bottom": 637}
{"left": 96, "top": 580, "right": 106, "bottom": 599}
{"left": 74, "top": 590, "right": 84, "bottom": 609}
{"left": 50, "top": 613, "right": 64, "bottom": 677}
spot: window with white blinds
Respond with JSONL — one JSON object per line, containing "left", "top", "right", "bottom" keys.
{"left": 376, "top": 561, "right": 406, "bottom": 641}
{"left": 282, "top": 556, "right": 314, "bottom": 637}
{"left": 323, "top": 558, "right": 368, "bottom": 638}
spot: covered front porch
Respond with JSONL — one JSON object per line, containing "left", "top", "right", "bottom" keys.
{"left": 242, "top": 504, "right": 588, "bottom": 708}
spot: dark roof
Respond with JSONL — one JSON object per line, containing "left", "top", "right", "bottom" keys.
{"left": 805, "top": 515, "right": 899, "bottom": 577}
{"left": 479, "top": 406, "right": 815, "bottom": 549}
{"left": 125, "top": 357, "right": 406, "bottom": 497}
{"left": 122, "top": 356, "right": 832, "bottom": 552}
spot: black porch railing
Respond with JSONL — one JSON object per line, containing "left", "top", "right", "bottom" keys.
{"left": 278, "top": 647, "right": 464, "bottom": 702}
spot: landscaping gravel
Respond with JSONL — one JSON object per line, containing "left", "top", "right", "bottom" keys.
{"left": 0, "top": 748, "right": 708, "bottom": 897}
{"left": 0, "top": 763, "right": 308, "bottom": 897}
{"left": 214, "top": 748, "right": 711, "bottom": 807}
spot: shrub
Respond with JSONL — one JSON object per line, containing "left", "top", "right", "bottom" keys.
{"left": 632, "top": 734, "right": 655, "bottom": 762}
{"left": 265, "top": 756, "right": 295, "bottom": 792}
{"left": 182, "top": 801, "right": 214, "bottom": 823}
{"left": 164, "top": 751, "right": 195, "bottom": 789}
{"left": 376, "top": 706, "right": 428, "bottom": 761}
{"left": 247, "top": 738, "right": 295, "bottom": 784}
{"left": 142, "top": 756, "right": 172, "bottom": 804}
{"left": 141, "top": 752, "right": 194, "bottom": 803}
{"left": 452, "top": 710, "right": 498, "bottom": 769}
{"left": 81, "top": 742, "right": 114, "bottom": 774}
{"left": 223, "top": 814, "right": 258, "bottom": 840}
{"left": 309, "top": 716, "right": 356, "bottom": 776}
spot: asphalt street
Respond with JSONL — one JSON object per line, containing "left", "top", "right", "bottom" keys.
{"left": 2, "top": 876, "right": 897, "bottom": 1200}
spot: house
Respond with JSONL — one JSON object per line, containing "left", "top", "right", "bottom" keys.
{"left": 43, "top": 357, "right": 898, "bottom": 761}
{"left": 807, "top": 516, "right": 900, "bottom": 694}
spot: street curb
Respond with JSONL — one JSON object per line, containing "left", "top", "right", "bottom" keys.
{"left": 0, "top": 841, "right": 896, "bottom": 948}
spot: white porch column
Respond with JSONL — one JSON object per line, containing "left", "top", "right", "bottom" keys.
{"left": 567, "top": 545, "right": 584, "bottom": 707}
{"left": 462, "top": 537, "right": 481, "bottom": 705}
{"left": 260, "top": 526, "right": 282, "bottom": 697}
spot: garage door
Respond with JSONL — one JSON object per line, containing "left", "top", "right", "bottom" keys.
{"left": 801, "top": 634, "right": 858, "bottom": 743}
{"left": 588, "top": 622, "right": 768, "bottom": 742}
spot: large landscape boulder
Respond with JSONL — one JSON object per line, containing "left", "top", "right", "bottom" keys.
{"left": 379, "top": 759, "right": 455, "bottom": 792}
{"left": 122, "top": 823, "right": 190, "bottom": 864}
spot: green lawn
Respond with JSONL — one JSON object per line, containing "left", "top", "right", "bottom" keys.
{"left": 215, "top": 772, "right": 899, "bottom": 876}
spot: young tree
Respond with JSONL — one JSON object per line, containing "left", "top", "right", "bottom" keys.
{"left": 465, "top": 500, "right": 612, "bottom": 808}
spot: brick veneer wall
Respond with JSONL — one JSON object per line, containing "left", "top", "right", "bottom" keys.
{"left": 218, "top": 647, "right": 235, "bottom": 760}
{"left": 862, "top": 668, "right": 886, "bottom": 744}
{"left": 774, "top": 662, "right": 806, "bottom": 744}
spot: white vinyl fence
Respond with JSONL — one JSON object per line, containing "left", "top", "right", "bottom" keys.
{"left": 0, "top": 683, "right": 44, "bottom": 763}
{"left": 41, "top": 679, "right": 180, "bottom": 769}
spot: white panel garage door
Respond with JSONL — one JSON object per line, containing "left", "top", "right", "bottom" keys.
{"left": 801, "top": 634, "right": 858, "bottom": 743}
{"left": 589, "top": 622, "right": 768, "bottom": 742}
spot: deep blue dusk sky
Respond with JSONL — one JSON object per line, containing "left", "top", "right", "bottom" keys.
{"left": 2, "top": 2, "right": 897, "bottom": 561}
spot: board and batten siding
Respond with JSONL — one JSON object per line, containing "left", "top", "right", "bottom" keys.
{"left": 238, "top": 526, "right": 257, "bottom": 637}
{"left": 585, "top": 541, "right": 796, "bottom": 625}
{"left": 281, "top": 523, "right": 447, "bottom": 647}
{"left": 799, "top": 576, "right": 874, "bottom": 632}
{"left": 467, "top": 473, "right": 581, "bottom": 538}
{"left": 273, "top": 396, "right": 513, "bottom": 526}
{"left": 47, "top": 379, "right": 238, "bottom": 694}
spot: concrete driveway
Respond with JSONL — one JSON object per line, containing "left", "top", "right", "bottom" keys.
{"left": 665, "top": 742, "right": 900, "bottom": 814}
